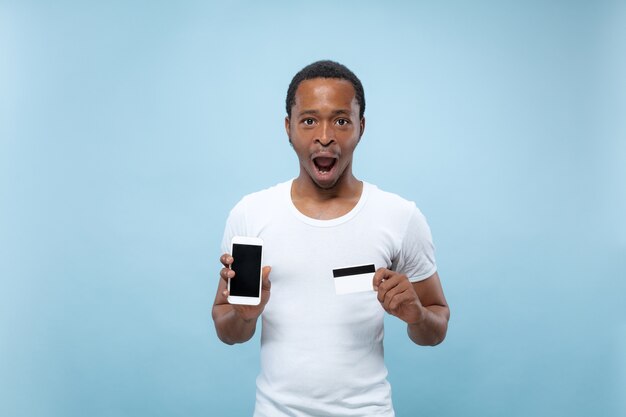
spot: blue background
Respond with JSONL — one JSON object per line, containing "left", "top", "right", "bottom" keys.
{"left": 1, "top": 1, "right": 624, "bottom": 416}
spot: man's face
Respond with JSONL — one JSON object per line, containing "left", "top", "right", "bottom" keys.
{"left": 285, "top": 77, "right": 364, "bottom": 190}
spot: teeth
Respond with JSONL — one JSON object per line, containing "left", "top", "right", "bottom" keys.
{"left": 314, "top": 157, "right": 334, "bottom": 175}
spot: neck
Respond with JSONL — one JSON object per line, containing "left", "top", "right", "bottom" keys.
{"left": 291, "top": 171, "right": 363, "bottom": 220}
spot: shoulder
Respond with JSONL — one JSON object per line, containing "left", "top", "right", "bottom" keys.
{"left": 223, "top": 180, "right": 291, "bottom": 240}
{"left": 229, "top": 179, "right": 291, "bottom": 215}
{"left": 363, "top": 183, "right": 432, "bottom": 238}
{"left": 365, "top": 182, "right": 422, "bottom": 217}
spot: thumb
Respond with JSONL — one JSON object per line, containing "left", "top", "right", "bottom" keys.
{"left": 261, "top": 266, "right": 272, "bottom": 290}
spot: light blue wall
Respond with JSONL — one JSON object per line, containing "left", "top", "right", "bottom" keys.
{"left": 1, "top": 1, "right": 624, "bottom": 416}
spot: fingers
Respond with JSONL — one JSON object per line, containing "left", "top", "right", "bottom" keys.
{"left": 382, "top": 286, "right": 413, "bottom": 312}
{"left": 220, "top": 265, "right": 272, "bottom": 300}
{"left": 375, "top": 270, "right": 415, "bottom": 313}
{"left": 377, "top": 277, "right": 408, "bottom": 309}
{"left": 220, "top": 266, "right": 235, "bottom": 283}
{"left": 221, "top": 287, "right": 230, "bottom": 298}
{"left": 220, "top": 253, "right": 233, "bottom": 268}
{"left": 218, "top": 254, "right": 233, "bottom": 299}
{"left": 377, "top": 278, "right": 403, "bottom": 304}
{"left": 373, "top": 267, "right": 394, "bottom": 290}
{"left": 219, "top": 253, "right": 235, "bottom": 285}
{"left": 218, "top": 267, "right": 233, "bottom": 298}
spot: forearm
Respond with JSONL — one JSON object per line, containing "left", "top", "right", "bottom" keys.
{"left": 212, "top": 305, "right": 258, "bottom": 345}
{"left": 407, "top": 304, "right": 449, "bottom": 346}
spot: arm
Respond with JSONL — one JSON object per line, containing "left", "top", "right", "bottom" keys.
{"left": 374, "top": 270, "right": 449, "bottom": 346}
{"left": 211, "top": 253, "right": 272, "bottom": 345}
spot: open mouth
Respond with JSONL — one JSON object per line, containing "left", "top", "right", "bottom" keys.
{"left": 313, "top": 157, "right": 337, "bottom": 174}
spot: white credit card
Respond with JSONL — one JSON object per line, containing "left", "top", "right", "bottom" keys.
{"left": 333, "top": 264, "right": 376, "bottom": 295}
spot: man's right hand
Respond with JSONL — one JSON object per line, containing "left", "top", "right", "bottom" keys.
{"left": 216, "top": 253, "right": 272, "bottom": 323}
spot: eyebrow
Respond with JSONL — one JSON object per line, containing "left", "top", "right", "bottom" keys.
{"left": 297, "top": 109, "right": 352, "bottom": 117}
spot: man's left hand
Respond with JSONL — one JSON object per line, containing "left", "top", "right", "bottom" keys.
{"left": 373, "top": 268, "right": 424, "bottom": 325}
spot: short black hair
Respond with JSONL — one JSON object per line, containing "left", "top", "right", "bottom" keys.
{"left": 286, "top": 60, "right": 365, "bottom": 119}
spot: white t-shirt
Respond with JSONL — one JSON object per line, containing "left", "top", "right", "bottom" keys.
{"left": 221, "top": 180, "right": 437, "bottom": 417}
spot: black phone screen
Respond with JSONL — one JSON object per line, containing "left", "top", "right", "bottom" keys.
{"left": 230, "top": 243, "right": 262, "bottom": 297}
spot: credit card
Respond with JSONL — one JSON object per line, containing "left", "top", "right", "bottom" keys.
{"left": 332, "top": 264, "right": 376, "bottom": 295}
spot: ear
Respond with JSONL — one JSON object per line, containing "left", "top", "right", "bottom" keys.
{"left": 358, "top": 117, "right": 366, "bottom": 140}
{"left": 285, "top": 116, "right": 291, "bottom": 143}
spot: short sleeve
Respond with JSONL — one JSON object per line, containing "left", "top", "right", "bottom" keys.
{"left": 220, "top": 199, "right": 248, "bottom": 254}
{"left": 392, "top": 206, "right": 437, "bottom": 282}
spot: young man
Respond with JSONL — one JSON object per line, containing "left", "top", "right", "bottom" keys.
{"left": 212, "top": 60, "right": 449, "bottom": 416}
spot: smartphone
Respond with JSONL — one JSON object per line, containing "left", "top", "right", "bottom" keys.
{"left": 228, "top": 236, "right": 263, "bottom": 305}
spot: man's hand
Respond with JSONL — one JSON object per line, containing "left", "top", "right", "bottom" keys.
{"left": 373, "top": 268, "right": 425, "bottom": 325}
{"left": 374, "top": 269, "right": 450, "bottom": 346}
{"left": 212, "top": 253, "right": 271, "bottom": 344}
{"left": 218, "top": 253, "right": 272, "bottom": 322}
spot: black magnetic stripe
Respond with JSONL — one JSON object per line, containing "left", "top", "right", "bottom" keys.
{"left": 332, "top": 264, "right": 376, "bottom": 278}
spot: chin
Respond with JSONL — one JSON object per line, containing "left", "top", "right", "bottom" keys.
{"left": 303, "top": 162, "right": 344, "bottom": 190}
{"left": 311, "top": 173, "right": 342, "bottom": 190}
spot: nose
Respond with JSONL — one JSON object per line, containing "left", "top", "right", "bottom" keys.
{"left": 316, "top": 122, "right": 334, "bottom": 147}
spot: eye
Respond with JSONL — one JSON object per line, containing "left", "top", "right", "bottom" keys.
{"left": 303, "top": 118, "right": 315, "bottom": 126}
{"left": 336, "top": 118, "right": 350, "bottom": 126}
